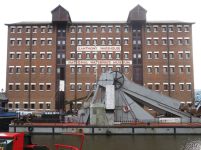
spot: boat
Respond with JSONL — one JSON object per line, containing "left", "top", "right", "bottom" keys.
{"left": 0, "top": 132, "right": 84, "bottom": 150}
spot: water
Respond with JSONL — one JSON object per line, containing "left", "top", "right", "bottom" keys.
{"left": 32, "top": 134, "right": 201, "bottom": 150}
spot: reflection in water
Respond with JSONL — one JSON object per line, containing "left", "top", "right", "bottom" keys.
{"left": 31, "top": 135, "right": 201, "bottom": 150}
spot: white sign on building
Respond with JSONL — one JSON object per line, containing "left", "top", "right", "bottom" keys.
{"left": 66, "top": 60, "right": 132, "bottom": 65}
{"left": 77, "top": 46, "right": 121, "bottom": 51}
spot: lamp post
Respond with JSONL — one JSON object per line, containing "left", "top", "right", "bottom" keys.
{"left": 1, "top": 88, "right": 3, "bottom": 93}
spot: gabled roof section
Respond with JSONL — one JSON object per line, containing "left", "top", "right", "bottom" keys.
{"left": 51, "top": 5, "right": 72, "bottom": 23}
{"left": 127, "top": 4, "right": 147, "bottom": 23}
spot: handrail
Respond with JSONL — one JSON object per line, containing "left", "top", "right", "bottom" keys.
{"left": 55, "top": 133, "right": 85, "bottom": 150}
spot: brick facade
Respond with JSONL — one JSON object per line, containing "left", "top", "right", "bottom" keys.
{"left": 5, "top": 5, "right": 195, "bottom": 112}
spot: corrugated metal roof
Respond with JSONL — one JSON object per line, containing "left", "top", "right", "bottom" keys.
{"left": 5, "top": 20, "right": 195, "bottom": 26}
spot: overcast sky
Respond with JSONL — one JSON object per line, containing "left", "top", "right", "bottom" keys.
{"left": 0, "top": 0, "right": 200, "bottom": 92}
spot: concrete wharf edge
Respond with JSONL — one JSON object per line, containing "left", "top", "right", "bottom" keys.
{"left": 9, "top": 125, "right": 201, "bottom": 135}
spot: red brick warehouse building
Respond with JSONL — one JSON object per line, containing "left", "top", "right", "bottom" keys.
{"left": 5, "top": 4, "right": 195, "bottom": 112}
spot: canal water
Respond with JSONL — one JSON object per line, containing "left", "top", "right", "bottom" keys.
{"left": 32, "top": 134, "right": 201, "bottom": 150}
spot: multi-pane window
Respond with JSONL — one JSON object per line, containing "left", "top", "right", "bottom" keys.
{"left": 147, "top": 27, "right": 151, "bottom": 32}
{"left": 32, "top": 67, "right": 35, "bottom": 73}
{"left": 86, "top": 53, "right": 90, "bottom": 59}
{"left": 185, "top": 27, "right": 189, "bottom": 32}
{"left": 147, "top": 39, "right": 151, "bottom": 45}
{"left": 48, "top": 28, "right": 52, "bottom": 33}
{"left": 11, "top": 40, "right": 14, "bottom": 45}
{"left": 171, "top": 84, "right": 175, "bottom": 90}
{"left": 40, "top": 85, "right": 43, "bottom": 90}
{"left": 154, "top": 53, "right": 158, "bottom": 59}
{"left": 169, "top": 39, "right": 173, "bottom": 45}
{"left": 39, "top": 104, "right": 43, "bottom": 109}
{"left": 9, "top": 67, "right": 13, "bottom": 73}
{"left": 162, "top": 27, "right": 166, "bottom": 32}
{"left": 179, "top": 53, "right": 183, "bottom": 59}
{"left": 116, "top": 40, "right": 120, "bottom": 45}
{"left": 93, "top": 27, "right": 97, "bottom": 32}
{"left": 71, "top": 67, "right": 74, "bottom": 73}
{"left": 186, "top": 67, "right": 190, "bottom": 73}
{"left": 47, "top": 67, "right": 51, "bottom": 73}
{"left": 71, "top": 28, "right": 75, "bottom": 32}
{"left": 26, "top": 28, "right": 30, "bottom": 33}
{"left": 40, "top": 54, "right": 44, "bottom": 59}
{"left": 26, "top": 40, "right": 30, "bottom": 45}
{"left": 17, "top": 54, "right": 21, "bottom": 59}
{"left": 78, "top": 27, "right": 82, "bottom": 33}
{"left": 16, "top": 67, "right": 20, "bottom": 73}
{"left": 32, "top": 85, "right": 35, "bottom": 91}
{"left": 93, "top": 53, "right": 96, "bottom": 59}
{"left": 24, "top": 85, "right": 28, "bottom": 90}
{"left": 102, "top": 53, "right": 105, "bottom": 58}
{"left": 93, "top": 67, "right": 96, "bottom": 73}
{"left": 93, "top": 40, "right": 97, "bottom": 45}
{"left": 148, "top": 53, "right": 151, "bottom": 59}
{"left": 108, "top": 27, "right": 112, "bottom": 32}
{"left": 109, "top": 67, "right": 112, "bottom": 71}
{"left": 9, "top": 85, "right": 13, "bottom": 90}
{"left": 125, "top": 53, "right": 128, "bottom": 59}
{"left": 78, "top": 85, "right": 82, "bottom": 91}
{"left": 163, "top": 67, "right": 167, "bottom": 73}
{"left": 47, "top": 85, "right": 51, "bottom": 90}
{"left": 178, "top": 39, "right": 182, "bottom": 45}
{"left": 162, "top": 39, "right": 166, "bottom": 45}
{"left": 33, "top": 40, "right": 36, "bottom": 45}
{"left": 78, "top": 53, "right": 81, "bottom": 59}
{"left": 78, "top": 40, "right": 82, "bottom": 45}
{"left": 11, "top": 28, "right": 15, "bottom": 33}
{"left": 48, "top": 40, "right": 52, "bottom": 45}
{"left": 164, "top": 85, "right": 168, "bottom": 90}
{"left": 185, "top": 39, "right": 189, "bottom": 45}
{"left": 124, "top": 27, "right": 128, "bottom": 32}
{"left": 47, "top": 53, "right": 51, "bottom": 59}
{"left": 102, "top": 67, "right": 105, "bottom": 73}
{"left": 170, "top": 53, "right": 174, "bottom": 59}
{"left": 25, "top": 67, "right": 29, "bottom": 73}
{"left": 101, "top": 27, "right": 105, "bottom": 32}
{"left": 138, "top": 40, "right": 141, "bottom": 44}
{"left": 70, "top": 85, "right": 74, "bottom": 90}
{"left": 170, "top": 67, "right": 174, "bottom": 73}
{"left": 62, "top": 41, "right": 65, "bottom": 44}
{"left": 32, "top": 54, "right": 36, "bottom": 59}
{"left": 116, "top": 53, "right": 120, "bottom": 59}
{"left": 148, "top": 67, "right": 152, "bottom": 73}
{"left": 18, "top": 28, "right": 22, "bottom": 33}
{"left": 86, "top": 67, "right": 90, "bottom": 73}
{"left": 41, "top": 28, "right": 45, "bottom": 33}
{"left": 163, "top": 53, "right": 167, "bottom": 59}
{"left": 17, "top": 40, "right": 21, "bottom": 45}
{"left": 155, "top": 67, "right": 159, "bottom": 73}
{"left": 33, "top": 28, "right": 37, "bottom": 33}
{"left": 78, "top": 67, "right": 81, "bottom": 73}
{"left": 108, "top": 40, "right": 112, "bottom": 45}
{"left": 10, "top": 54, "right": 14, "bottom": 59}
{"left": 180, "top": 84, "right": 184, "bottom": 90}
{"left": 25, "top": 53, "right": 29, "bottom": 59}
{"left": 102, "top": 39, "right": 105, "bottom": 45}
{"left": 178, "top": 27, "right": 182, "bottom": 32}
{"left": 116, "top": 67, "right": 120, "bottom": 72}
{"left": 154, "top": 39, "right": 158, "bottom": 45}
{"left": 154, "top": 27, "right": 158, "bottom": 32}
{"left": 16, "top": 85, "right": 20, "bottom": 90}
{"left": 116, "top": 27, "right": 120, "bottom": 32}
{"left": 40, "top": 67, "right": 44, "bottom": 73}
{"left": 169, "top": 27, "right": 173, "bottom": 32}
{"left": 125, "top": 67, "right": 128, "bottom": 73}
{"left": 187, "top": 84, "right": 191, "bottom": 90}
{"left": 86, "top": 27, "right": 90, "bottom": 33}
{"left": 9, "top": 104, "right": 12, "bottom": 108}
{"left": 86, "top": 85, "right": 90, "bottom": 91}
{"left": 71, "top": 53, "right": 75, "bottom": 59}
{"left": 133, "top": 40, "right": 136, "bottom": 44}
{"left": 125, "top": 40, "right": 128, "bottom": 45}
{"left": 186, "top": 53, "right": 190, "bottom": 59}
{"left": 86, "top": 40, "right": 90, "bottom": 45}
{"left": 155, "top": 85, "right": 159, "bottom": 91}
{"left": 179, "top": 67, "right": 183, "bottom": 73}
{"left": 71, "top": 40, "right": 75, "bottom": 45}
